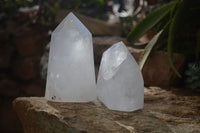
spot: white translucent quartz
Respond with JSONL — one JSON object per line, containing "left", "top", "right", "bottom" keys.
{"left": 45, "top": 12, "right": 96, "bottom": 102}
{"left": 97, "top": 41, "right": 144, "bottom": 112}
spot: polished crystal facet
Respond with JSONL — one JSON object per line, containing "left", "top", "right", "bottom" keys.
{"left": 45, "top": 12, "right": 96, "bottom": 102}
{"left": 97, "top": 41, "right": 144, "bottom": 112}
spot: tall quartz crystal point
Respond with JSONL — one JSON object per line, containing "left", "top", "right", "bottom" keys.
{"left": 97, "top": 41, "right": 144, "bottom": 112}
{"left": 45, "top": 12, "right": 96, "bottom": 102}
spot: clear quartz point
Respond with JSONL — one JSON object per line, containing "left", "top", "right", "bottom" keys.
{"left": 45, "top": 12, "right": 96, "bottom": 102}
{"left": 97, "top": 41, "right": 144, "bottom": 112}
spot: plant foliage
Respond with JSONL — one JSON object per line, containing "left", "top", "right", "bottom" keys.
{"left": 128, "top": 0, "right": 200, "bottom": 78}
{"left": 185, "top": 61, "right": 200, "bottom": 89}
{"left": 139, "top": 30, "right": 163, "bottom": 70}
{"left": 127, "top": 1, "right": 176, "bottom": 43}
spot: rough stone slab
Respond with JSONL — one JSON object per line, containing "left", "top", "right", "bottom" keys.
{"left": 13, "top": 87, "right": 200, "bottom": 133}
{"left": 142, "top": 51, "right": 185, "bottom": 86}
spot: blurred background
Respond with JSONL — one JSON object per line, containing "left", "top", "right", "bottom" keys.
{"left": 0, "top": 0, "right": 199, "bottom": 132}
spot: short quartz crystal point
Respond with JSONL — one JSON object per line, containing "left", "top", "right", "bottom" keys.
{"left": 45, "top": 12, "right": 96, "bottom": 102}
{"left": 97, "top": 41, "right": 144, "bottom": 112}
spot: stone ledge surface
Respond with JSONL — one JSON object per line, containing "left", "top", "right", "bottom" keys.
{"left": 13, "top": 87, "right": 200, "bottom": 133}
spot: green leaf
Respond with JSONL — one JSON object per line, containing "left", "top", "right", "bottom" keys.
{"left": 127, "top": 1, "right": 176, "bottom": 44}
{"left": 139, "top": 30, "right": 163, "bottom": 70}
{"left": 168, "top": 4, "right": 182, "bottom": 78}
{"left": 154, "top": 20, "right": 171, "bottom": 51}
{"left": 156, "top": 10, "right": 170, "bottom": 32}
{"left": 170, "top": 0, "right": 180, "bottom": 18}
